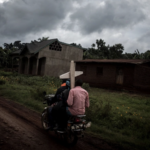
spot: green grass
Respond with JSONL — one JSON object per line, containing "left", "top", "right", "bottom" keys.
{"left": 0, "top": 84, "right": 44, "bottom": 112}
{"left": 0, "top": 70, "right": 150, "bottom": 150}
{"left": 86, "top": 88, "right": 150, "bottom": 149}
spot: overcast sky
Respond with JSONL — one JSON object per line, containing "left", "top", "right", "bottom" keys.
{"left": 0, "top": 0, "right": 150, "bottom": 53}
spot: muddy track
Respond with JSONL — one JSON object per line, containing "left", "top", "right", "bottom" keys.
{"left": 0, "top": 97, "right": 121, "bottom": 150}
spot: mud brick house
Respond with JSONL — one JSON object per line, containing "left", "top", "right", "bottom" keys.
{"left": 75, "top": 59, "right": 150, "bottom": 92}
{"left": 11, "top": 39, "right": 83, "bottom": 77}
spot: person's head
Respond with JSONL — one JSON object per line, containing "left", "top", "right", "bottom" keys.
{"left": 75, "top": 79, "right": 83, "bottom": 87}
{"left": 66, "top": 79, "right": 70, "bottom": 89}
{"left": 66, "top": 80, "right": 70, "bottom": 86}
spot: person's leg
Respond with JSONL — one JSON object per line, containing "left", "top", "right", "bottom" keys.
{"left": 66, "top": 107, "right": 72, "bottom": 116}
{"left": 47, "top": 107, "right": 54, "bottom": 129}
{"left": 56, "top": 106, "right": 69, "bottom": 131}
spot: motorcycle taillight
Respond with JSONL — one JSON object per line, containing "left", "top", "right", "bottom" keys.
{"left": 74, "top": 117, "right": 81, "bottom": 123}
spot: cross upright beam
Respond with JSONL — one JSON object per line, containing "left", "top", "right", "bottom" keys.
{"left": 59, "top": 60, "right": 83, "bottom": 89}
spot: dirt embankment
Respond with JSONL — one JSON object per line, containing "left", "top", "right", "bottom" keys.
{"left": 0, "top": 97, "right": 121, "bottom": 150}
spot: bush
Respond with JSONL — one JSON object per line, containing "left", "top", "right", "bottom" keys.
{"left": 30, "top": 86, "right": 52, "bottom": 101}
{"left": 82, "top": 83, "right": 90, "bottom": 91}
{"left": 101, "top": 102, "right": 112, "bottom": 118}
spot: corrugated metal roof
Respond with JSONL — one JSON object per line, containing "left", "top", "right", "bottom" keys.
{"left": 75, "top": 59, "right": 150, "bottom": 64}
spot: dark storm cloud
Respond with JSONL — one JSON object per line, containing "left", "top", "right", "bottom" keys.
{"left": 138, "top": 32, "right": 150, "bottom": 43}
{"left": 64, "top": 0, "right": 146, "bottom": 34}
{"left": 0, "top": 0, "right": 72, "bottom": 39}
{"left": 138, "top": 32, "right": 150, "bottom": 44}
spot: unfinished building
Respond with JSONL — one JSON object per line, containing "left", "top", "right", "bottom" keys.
{"left": 11, "top": 39, "right": 83, "bottom": 77}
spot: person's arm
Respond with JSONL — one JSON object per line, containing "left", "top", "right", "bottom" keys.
{"left": 62, "top": 89, "right": 70, "bottom": 106}
{"left": 67, "top": 89, "right": 74, "bottom": 106}
{"left": 50, "top": 87, "right": 64, "bottom": 104}
{"left": 85, "top": 93, "right": 90, "bottom": 108}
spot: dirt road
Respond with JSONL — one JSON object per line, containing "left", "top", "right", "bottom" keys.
{"left": 0, "top": 97, "right": 120, "bottom": 150}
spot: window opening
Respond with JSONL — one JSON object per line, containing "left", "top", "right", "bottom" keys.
{"left": 49, "top": 41, "right": 62, "bottom": 51}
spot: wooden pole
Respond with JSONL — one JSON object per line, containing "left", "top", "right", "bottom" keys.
{"left": 70, "top": 60, "right": 75, "bottom": 89}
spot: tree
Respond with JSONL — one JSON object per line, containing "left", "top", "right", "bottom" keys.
{"left": 143, "top": 50, "right": 150, "bottom": 59}
{"left": 3, "top": 43, "right": 13, "bottom": 51}
{"left": 109, "top": 44, "right": 124, "bottom": 59}
{"left": 1, "top": 41, "right": 25, "bottom": 68}
{"left": 88, "top": 39, "right": 124, "bottom": 59}
{"left": 3, "top": 41, "right": 25, "bottom": 52}
{"left": 89, "top": 39, "right": 107, "bottom": 59}
{"left": 0, "top": 46, "right": 11, "bottom": 67}
{"left": 13, "top": 41, "right": 25, "bottom": 50}
{"left": 38, "top": 37, "right": 49, "bottom": 42}
{"left": 31, "top": 37, "right": 50, "bottom": 43}
{"left": 70, "top": 43, "right": 82, "bottom": 48}
{"left": 133, "top": 49, "right": 140, "bottom": 59}
{"left": 123, "top": 52, "right": 135, "bottom": 59}
{"left": 91, "top": 43, "right": 95, "bottom": 48}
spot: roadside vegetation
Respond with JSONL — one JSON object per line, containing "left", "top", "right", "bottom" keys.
{"left": 0, "top": 70, "right": 150, "bottom": 150}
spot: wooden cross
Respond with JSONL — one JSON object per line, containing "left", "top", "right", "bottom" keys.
{"left": 59, "top": 60, "right": 83, "bottom": 89}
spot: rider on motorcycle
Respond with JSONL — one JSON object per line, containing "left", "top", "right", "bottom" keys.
{"left": 66, "top": 79, "right": 89, "bottom": 116}
{"left": 56, "top": 79, "right": 90, "bottom": 131}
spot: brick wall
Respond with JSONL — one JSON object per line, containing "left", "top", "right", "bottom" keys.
{"left": 76, "top": 63, "right": 135, "bottom": 89}
{"left": 123, "top": 64, "right": 135, "bottom": 87}
{"left": 76, "top": 63, "right": 115, "bottom": 87}
{"left": 76, "top": 62, "right": 150, "bottom": 92}
{"left": 134, "top": 65, "right": 150, "bottom": 91}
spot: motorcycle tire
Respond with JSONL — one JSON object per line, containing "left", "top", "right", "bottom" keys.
{"left": 41, "top": 110, "right": 50, "bottom": 130}
{"left": 64, "top": 132, "right": 78, "bottom": 146}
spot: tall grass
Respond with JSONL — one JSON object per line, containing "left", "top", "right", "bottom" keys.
{"left": 0, "top": 70, "right": 150, "bottom": 149}
{"left": 0, "top": 70, "right": 61, "bottom": 111}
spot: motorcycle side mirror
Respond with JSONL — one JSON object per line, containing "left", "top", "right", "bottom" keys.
{"left": 43, "top": 91, "right": 46, "bottom": 96}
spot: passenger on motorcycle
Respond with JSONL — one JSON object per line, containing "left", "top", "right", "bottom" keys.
{"left": 47, "top": 80, "right": 70, "bottom": 105}
{"left": 47, "top": 80, "right": 70, "bottom": 130}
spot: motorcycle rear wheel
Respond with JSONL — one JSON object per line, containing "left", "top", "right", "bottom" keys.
{"left": 41, "top": 110, "right": 50, "bottom": 130}
{"left": 64, "top": 132, "right": 78, "bottom": 146}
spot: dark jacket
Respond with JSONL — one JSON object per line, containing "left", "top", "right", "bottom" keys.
{"left": 50, "top": 86, "right": 68, "bottom": 105}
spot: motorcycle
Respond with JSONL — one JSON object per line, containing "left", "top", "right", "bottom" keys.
{"left": 41, "top": 94, "right": 91, "bottom": 146}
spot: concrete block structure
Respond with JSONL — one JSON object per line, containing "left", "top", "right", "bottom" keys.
{"left": 11, "top": 39, "right": 83, "bottom": 77}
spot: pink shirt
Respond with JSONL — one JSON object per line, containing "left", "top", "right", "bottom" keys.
{"left": 67, "top": 86, "right": 89, "bottom": 116}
